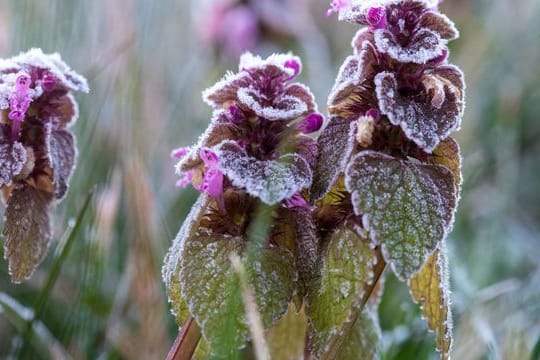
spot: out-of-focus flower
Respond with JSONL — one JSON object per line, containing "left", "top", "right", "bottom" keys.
{"left": 0, "top": 48, "right": 88, "bottom": 283}
{"left": 198, "top": 0, "right": 312, "bottom": 58}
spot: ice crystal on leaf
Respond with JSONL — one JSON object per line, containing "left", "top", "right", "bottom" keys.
{"left": 202, "top": 52, "right": 315, "bottom": 121}
{"left": 345, "top": 151, "right": 456, "bottom": 279}
{"left": 374, "top": 27, "right": 444, "bottom": 65}
{"left": 307, "top": 225, "right": 376, "bottom": 358}
{"left": 215, "top": 140, "right": 312, "bottom": 205}
{"left": 0, "top": 49, "right": 88, "bottom": 283}
{"left": 179, "top": 234, "right": 295, "bottom": 356}
{"left": 375, "top": 67, "right": 464, "bottom": 152}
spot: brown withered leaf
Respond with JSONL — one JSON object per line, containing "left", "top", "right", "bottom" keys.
{"left": 409, "top": 246, "right": 453, "bottom": 359}
{"left": 3, "top": 185, "right": 53, "bottom": 283}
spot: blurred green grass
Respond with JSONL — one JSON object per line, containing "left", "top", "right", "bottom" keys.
{"left": 0, "top": 0, "right": 539, "bottom": 359}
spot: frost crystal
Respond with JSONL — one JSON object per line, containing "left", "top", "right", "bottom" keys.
{"left": 215, "top": 141, "right": 312, "bottom": 205}
{"left": 375, "top": 68, "right": 464, "bottom": 152}
{"left": 345, "top": 151, "right": 456, "bottom": 279}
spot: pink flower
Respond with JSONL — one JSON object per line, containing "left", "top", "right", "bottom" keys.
{"left": 298, "top": 113, "right": 324, "bottom": 134}
{"left": 196, "top": 148, "right": 224, "bottom": 199}
{"left": 284, "top": 193, "right": 310, "bottom": 209}
{"left": 176, "top": 170, "right": 194, "bottom": 188}
{"left": 171, "top": 146, "right": 190, "bottom": 159}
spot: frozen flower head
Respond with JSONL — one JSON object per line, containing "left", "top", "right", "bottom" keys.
{"left": 173, "top": 52, "right": 321, "bottom": 210}
{"left": 0, "top": 48, "right": 88, "bottom": 283}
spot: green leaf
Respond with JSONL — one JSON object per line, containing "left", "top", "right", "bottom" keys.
{"left": 162, "top": 195, "right": 209, "bottom": 326}
{"left": 3, "top": 185, "right": 54, "bottom": 283}
{"left": 409, "top": 245, "right": 452, "bottom": 359}
{"left": 307, "top": 225, "right": 376, "bottom": 358}
{"left": 345, "top": 150, "right": 456, "bottom": 280}
{"left": 267, "top": 304, "right": 308, "bottom": 360}
{"left": 180, "top": 235, "right": 296, "bottom": 356}
{"left": 336, "top": 309, "right": 381, "bottom": 360}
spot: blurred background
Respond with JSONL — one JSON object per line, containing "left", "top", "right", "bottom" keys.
{"left": 0, "top": 0, "right": 539, "bottom": 358}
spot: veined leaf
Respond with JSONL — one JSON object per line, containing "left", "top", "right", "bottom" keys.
{"left": 180, "top": 235, "right": 295, "bottom": 356}
{"left": 345, "top": 150, "right": 456, "bottom": 280}
{"left": 162, "top": 195, "right": 209, "bottom": 325}
{"left": 307, "top": 225, "right": 376, "bottom": 358}
{"left": 409, "top": 246, "right": 453, "bottom": 360}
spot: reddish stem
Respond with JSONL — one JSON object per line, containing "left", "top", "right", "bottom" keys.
{"left": 166, "top": 316, "right": 202, "bottom": 360}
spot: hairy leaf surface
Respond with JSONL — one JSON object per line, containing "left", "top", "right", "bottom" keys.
{"left": 162, "top": 195, "right": 209, "bottom": 325}
{"left": 180, "top": 235, "right": 295, "bottom": 355}
{"left": 216, "top": 140, "right": 312, "bottom": 205}
{"left": 345, "top": 151, "right": 456, "bottom": 280}
{"left": 375, "top": 70, "right": 464, "bottom": 153}
{"left": 307, "top": 226, "right": 376, "bottom": 358}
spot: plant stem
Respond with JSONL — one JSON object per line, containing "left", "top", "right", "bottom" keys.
{"left": 166, "top": 316, "right": 202, "bottom": 360}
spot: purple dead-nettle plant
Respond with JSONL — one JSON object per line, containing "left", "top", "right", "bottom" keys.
{"left": 0, "top": 49, "right": 89, "bottom": 283}
{"left": 308, "top": 0, "right": 464, "bottom": 358}
{"left": 163, "top": 52, "right": 322, "bottom": 357}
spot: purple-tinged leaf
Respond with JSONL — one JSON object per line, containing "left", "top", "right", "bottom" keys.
{"left": 282, "top": 83, "right": 317, "bottom": 114}
{"left": 419, "top": 11, "right": 459, "bottom": 41}
{"left": 215, "top": 141, "right": 312, "bottom": 205}
{"left": 374, "top": 70, "right": 464, "bottom": 153}
{"left": 351, "top": 28, "right": 374, "bottom": 54}
{"left": 328, "top": 42, "right": 378, "bottom": 110}
{"left": 374, "top": 28, "right": 445, "bottom": 64}
{"left": 237, "top": 87, "right": 308, "bottom": 121}
{"left": 47, "top": 127, "right": 76, "bottom": 199}
{"left": 307, "top": 225, "right": 377, "bottom": 358}
{"left": 3, "top": 185, "right": 53, "bottom": 283}
{"left": 311, "top": 117, "right": 357, "bottom": 201}
{"left": 345, "top": 151, "right": 456, "bottom": 280}
{"left": 0, "top": 135, "right": 27, "bottom": 187}
{"left": 202, "top": 71, "right": 252, "bottom": 109}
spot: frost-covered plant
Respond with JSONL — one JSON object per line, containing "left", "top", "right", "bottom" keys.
{"left": 164, "top": 1, "right": 464, "bottom": 357}
{"left": 0, "top": 49, "right": 89, "bottom": 283}
{"left": 163, "top": 52, "right": 322, "bottom": 357}
{"left": 310, "top": 0, "right": 464, "bottom": 358}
